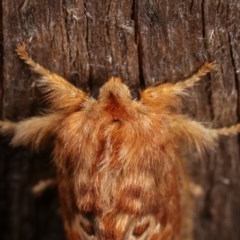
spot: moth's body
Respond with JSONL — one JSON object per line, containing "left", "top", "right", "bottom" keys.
{"left": 1, "top": 44, "right": 239, "bottom": 240}
{"left": 56, "top": 84, "right": 182, "bottom": 239}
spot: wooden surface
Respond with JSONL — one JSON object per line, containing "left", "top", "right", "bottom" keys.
{"left": 0, "top": 0, "right": 240, "bottom": 239}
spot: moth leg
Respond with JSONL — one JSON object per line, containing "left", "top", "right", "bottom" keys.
{"left": 213, "top": 124, "right": 240, "bottom": 136}
{"left": 170, "top": 115, "right": 218, "bottom": 154}
{"left": 158, "top": 62, "right": 218, "bottom": 95}
{"left": 171, "top": 115, "right": 240, "bottom": 154}
{"left": 0, "top": 113, "right": 63, "bottom": 150}
{"left": 141, "top": 62, "right": 218, "bottom": 110}
{"left": 32, "top": 178, "right": 57, "bottom": 197}
{"left": 174, "top": 62, "right": 218, "bottom": 90}
{"left": 15, "top": 43, "right": 80, "bottom": 91}
{"left": 0, "top": 121, "right": 17, "bottom": 136}
{"left": 16, "top": 43, "right": 53, "bottom": 77}
{"left": 15, "top": 43, "right": 87, "bottom": 111}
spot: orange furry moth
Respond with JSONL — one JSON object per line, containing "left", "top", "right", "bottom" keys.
{"left": 1, "top": 43, "right": 240, "bottom": 240}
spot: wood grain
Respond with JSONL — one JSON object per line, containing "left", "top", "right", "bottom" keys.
{"left": 0, "top": 0, "right": 239, "bottom": 239}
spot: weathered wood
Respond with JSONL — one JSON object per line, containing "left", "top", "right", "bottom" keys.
{"left": 0, "top": 0, "right": 239, "bottom": 239}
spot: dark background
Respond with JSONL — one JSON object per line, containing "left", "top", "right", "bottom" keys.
{"left": 0, "top": 1, "right": 240, "bottom": 239}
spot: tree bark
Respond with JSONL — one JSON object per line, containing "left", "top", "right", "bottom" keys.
{"left": 0, "top": 0, "right": 239, "bottom": 240}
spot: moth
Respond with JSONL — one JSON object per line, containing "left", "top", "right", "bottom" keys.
{"left": 0, "top": 44, "right": 239, "bottom": 240}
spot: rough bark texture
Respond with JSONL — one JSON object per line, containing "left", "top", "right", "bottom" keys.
{"left": 0, "top": 0, "right": 239, "bottom": 240}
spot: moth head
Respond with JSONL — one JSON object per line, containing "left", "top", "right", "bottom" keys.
{"left": 98, "top": 77, "right": 138, "bottom": 102}
{"left": 91, "top": 77, "right": 182, "bottom": 113}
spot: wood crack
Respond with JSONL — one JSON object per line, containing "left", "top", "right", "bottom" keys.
{"left": 83, "top": 0, "right": 92, "bottom": 90}
{"left": 227, "top": 31, "right": 240, "bottom": 120}
{"left": 0, "top": 1, "right": 3, "bottom": 117}
{"left": 132, "top": 0, "right": 145, "bottom": 88}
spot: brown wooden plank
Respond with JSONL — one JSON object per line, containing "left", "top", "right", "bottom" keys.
{"left": 1, "top": 0, "right": 240, "bottom": 240}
